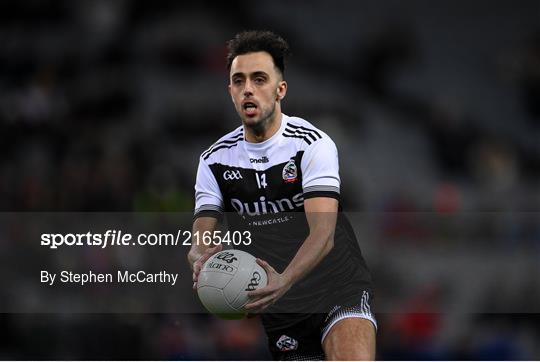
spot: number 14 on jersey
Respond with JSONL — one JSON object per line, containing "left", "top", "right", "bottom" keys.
{"left": 255, "top": 173, "right": 267, "bottom": 189}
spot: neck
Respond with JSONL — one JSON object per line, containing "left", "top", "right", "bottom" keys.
{"left": 244, "top": 111, "right": 282, "bottom": 143}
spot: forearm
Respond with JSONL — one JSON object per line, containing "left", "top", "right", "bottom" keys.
{"left": 187, "top": 216, "right": 218, "bottom": 269}
{"left": 244, "top": 199, "right": 339, "bottom": 312}
{"left": 282, "top": 198, "right": 338, "bottom": 286}
{"left": 282, "top": 229, "right": 334, "bottom": 286}
{"left": 244, "top": 227, "right": 335, "bottom": 312}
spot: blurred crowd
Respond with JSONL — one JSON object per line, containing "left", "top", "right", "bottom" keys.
{"left": 1, "top": 0, "right": 539, "bottom": 359}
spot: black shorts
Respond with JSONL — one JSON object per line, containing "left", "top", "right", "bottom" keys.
{"left": 264, "top": 290, "right": 377, "bottom": 361}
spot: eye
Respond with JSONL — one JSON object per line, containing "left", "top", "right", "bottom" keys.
{"left": 254, "top": 77, "right": 266, "bottom": 84}
{"left": 232, "top": 78, "right": 243, "bottom": 85}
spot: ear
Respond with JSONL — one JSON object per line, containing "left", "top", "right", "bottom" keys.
{"left": 276, "top": 80, "right": 287, "bottom": 101}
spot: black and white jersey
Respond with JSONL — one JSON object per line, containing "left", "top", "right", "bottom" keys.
{"left": 194, "top": 114, "right": 372, "bottom": 330}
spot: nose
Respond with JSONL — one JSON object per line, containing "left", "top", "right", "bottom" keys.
{"left": 243, "top": 79, "right": 254, "bottom": 97}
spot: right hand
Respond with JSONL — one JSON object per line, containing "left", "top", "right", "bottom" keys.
{"left": 191, "top": 244, "right": 223, "bottom": 290}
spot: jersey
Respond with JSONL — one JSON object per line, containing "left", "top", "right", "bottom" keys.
{"left": 194, "top": 114, "right": 373, "bottom": 331}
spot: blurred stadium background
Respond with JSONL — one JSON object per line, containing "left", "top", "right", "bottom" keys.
{"left": 1, "top": 0, "right": 540, "bottom": 359}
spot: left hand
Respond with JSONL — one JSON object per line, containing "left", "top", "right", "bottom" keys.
{"left": 244, "top": 258, "right": 292, "bottom": 313}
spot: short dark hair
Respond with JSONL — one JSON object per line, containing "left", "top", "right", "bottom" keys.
{"left": 226, "top": 30, "right": 290, "bottom": 75}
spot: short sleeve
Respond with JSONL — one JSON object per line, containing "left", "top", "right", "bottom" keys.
{"left": 194, "top": 157, "right": 224, "bottom": 219}
{"left": 301, "top": 136, "right": 340, "bottom": 200}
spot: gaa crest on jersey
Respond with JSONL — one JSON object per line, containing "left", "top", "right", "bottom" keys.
{"left": 276, "top": 335, "right": 298, "bottom": 352}
{"left": 282, "top": 159, "right": 298, "bottom": 183}
{"left": 223, "top": 169, "right": 242, "bottom": 181}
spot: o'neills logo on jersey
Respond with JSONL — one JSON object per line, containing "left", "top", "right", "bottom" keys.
{"left": 231, "top": 193, "right": 303, "bottom": 216}
{"left": 250, "top": 156, "right": 269, "bottom": 163}
{"left": 282, "top": 159, "right": 298, "bottom": 183}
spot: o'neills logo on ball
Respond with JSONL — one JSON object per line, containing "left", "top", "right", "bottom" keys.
{"left": 282, "top": 159, "right": 298, "bottom": 183}
{"left": 215, "top": 251, "right": 238, "bottom": 264}
{"left": 207, "top": 261, "right": 236, "bottom": 275}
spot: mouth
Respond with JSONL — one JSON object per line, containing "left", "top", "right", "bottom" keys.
{"left": 242, "top": 101, "right": 258, "bottom": 117}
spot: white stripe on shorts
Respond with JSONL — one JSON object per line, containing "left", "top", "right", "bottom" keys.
{"left": 321, "top": 291, "right": 378, "bottom": 344}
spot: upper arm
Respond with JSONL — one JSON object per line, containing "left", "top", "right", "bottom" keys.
{"left": 191, "top": 157, "right": 223, "bottom": 256}
{"left": 304, "top": 197, "right": 338, "bottom": 240}
{"left": 194, "top": 157, "right": 224, "bottom": 220}
{"left": 304, "top": 197, "right": 338, "bottom": 213}
{"left": 301, "top": 136, "right": 340, "bottom": 201}
{"left": 300, "top": 134, "right": 341, "bottom": 238}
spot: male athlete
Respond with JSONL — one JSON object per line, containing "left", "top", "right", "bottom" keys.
{"left": 188, "top": 30, "right": 376, "bottom": 360}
